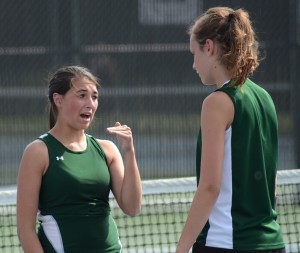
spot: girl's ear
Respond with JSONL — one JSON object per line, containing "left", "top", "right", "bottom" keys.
{"left": 52, "top": 93, "right": 62, "bottom": 107}
{"left": 205, "top": 39, "right": 216, "bottom": 56}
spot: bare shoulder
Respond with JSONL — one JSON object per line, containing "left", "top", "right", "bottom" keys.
{"left": 202, "top": 91, "right": 234, "bottom": 128}
{"left": 203, "top": 91, "right": 233, "bottom": 110}
{"left": 202, "top": 91, "right": 234, "bottom": 117}
{"left": 98, "top": 139, "right": 118, "bottom": 151}
{"left": 97, "top": 139, "right": 120, "bottom": 165}
{"left": 21, "top": 139, "right": 49, "bottom": 174}
{"left": 24, "top": 139, "right": 47, "bottom": 155}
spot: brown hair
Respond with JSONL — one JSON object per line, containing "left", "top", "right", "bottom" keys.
{"left": 189, "top": 7, "right": 260, "bottom": 87}
{"left": 47, "top": 66, "right": 100, "bottom": 129}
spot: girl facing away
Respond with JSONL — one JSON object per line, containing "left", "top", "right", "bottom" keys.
{"left": 176, "top": 7, "right": 285, "bottom": 253}
{"left": 17, "top": 66, "right": 142, "bottom": 253}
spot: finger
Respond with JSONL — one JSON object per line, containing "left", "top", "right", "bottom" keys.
{"left": 106, "top": 126, "right": 128, "bottom": 133}
{"left": 109, "top": 128, "right": 132, "bottom": 136}
{"left": 113, "top": 132, "right": 132, "bottom": 140}
{"left": 107, "top": 124, "right": 130, "bottom": 132}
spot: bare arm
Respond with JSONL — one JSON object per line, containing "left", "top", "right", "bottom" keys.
{"left": 17, "top": 140, "right": 48, "bottom": 253}
{"left": 176, "top": 92, "right": 234, "bottom": 253}
{"left": 100, "top": 122, "right": 142, "bottom": 216}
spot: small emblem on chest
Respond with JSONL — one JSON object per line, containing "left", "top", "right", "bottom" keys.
{"left": 56, "top": 156, "right": 64, "bottom": 161}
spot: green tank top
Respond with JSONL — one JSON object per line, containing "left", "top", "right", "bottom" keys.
{"left": 37, "top": 133, "right": 122, "bottom": 253}
{"left": 195, "top": 79, "right": 284, "bottom": 250}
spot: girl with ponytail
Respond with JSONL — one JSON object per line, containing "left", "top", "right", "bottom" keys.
{"left": 177, "top": 7, "right": 285, "bottom": 253}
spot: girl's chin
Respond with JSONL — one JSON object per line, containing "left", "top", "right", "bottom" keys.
{"left": 200, "top": 79, "right": 214, "bottom": 86}
{"left": 78, "top": 121, "right": 92, "bottom": 129}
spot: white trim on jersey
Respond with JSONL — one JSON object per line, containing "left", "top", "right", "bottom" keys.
{"left": 206, "top": 126, "right": 233, "bottom": 248}
{"left": 38, "top": 212, "right": 65, "bottom": 253}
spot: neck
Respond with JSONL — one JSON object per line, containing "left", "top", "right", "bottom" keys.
{"left": 49, "top": 125, "right": 87, "bottom": 151}
{"left": 212, "top": 62, "right": 233, "bottom": 89}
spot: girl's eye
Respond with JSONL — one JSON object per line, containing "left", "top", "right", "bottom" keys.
{"left": 79, "top": 94, "right": 85, "bottom": 98}
{"left": 92, "top": 96, "right": 98, "bottom": 100}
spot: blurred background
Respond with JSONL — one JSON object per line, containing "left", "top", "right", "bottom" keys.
{"left": 1, "top": 0, "right": 300, "bottom": 185}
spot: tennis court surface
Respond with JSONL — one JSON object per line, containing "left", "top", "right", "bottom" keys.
{"left": 1, "top": 169, "right": 299, "bottom": 253}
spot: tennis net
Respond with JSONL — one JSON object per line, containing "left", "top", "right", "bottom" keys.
{"left": 1, "top": 169, "right": 299, "bottom": 253}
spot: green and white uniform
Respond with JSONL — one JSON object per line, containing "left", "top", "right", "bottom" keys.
{"left": 37, "top": 133, "right": 122, "bottom": 253}
{"left": 195, "top": 79, "right": 284, "bottom": 250}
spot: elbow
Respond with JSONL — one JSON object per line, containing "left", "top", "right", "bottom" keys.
{"left": 17, "top": 227, "right": 22, "bottom": 242}
{"left": 121, "top": 197, "right": 142, "bottom": 216}
{"left": 119, "top": 190, "right": 142, "bottom": 216}
{"left": 201, "top": 183, "right": 221, "bottom": 200}
{"left": 17, "top": 226, "right": 27, "bottom": 246}
{"left": 124, "top": 203, "right": 142, "bottom": 217}
{"left": 17, "top": 221, "right": 24, "bottom": 242}
{"left": 126, "top": 210, "right": 140, "bottom": 217}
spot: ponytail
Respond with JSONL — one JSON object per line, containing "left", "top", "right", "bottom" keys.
{"left": 189, "top": 7, "right": 260, "bottom": 87}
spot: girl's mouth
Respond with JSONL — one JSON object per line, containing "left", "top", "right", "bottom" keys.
{"left": 80, "top": 113, "right": 91, "bottom": 119}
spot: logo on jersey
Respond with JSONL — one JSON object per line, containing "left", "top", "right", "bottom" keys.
{"left": 56, "top": 156, "right": 64, "bottom": 161}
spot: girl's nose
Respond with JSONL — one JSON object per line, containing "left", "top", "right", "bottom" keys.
{"left": 86, "top": 97, "right": 94, "bottom": 108}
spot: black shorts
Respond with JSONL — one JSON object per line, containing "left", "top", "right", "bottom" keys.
{"left": 192, "top": 243, "right": 286, "bottom": 253}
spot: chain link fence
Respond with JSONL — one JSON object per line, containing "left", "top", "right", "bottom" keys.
{"left": 1, "top": 0, "right": 300, "bottom": 184}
